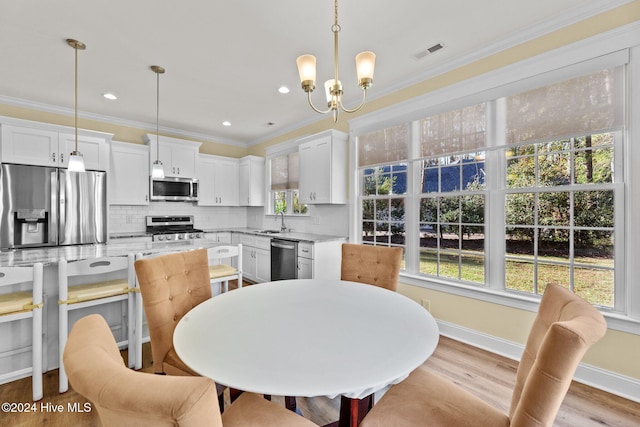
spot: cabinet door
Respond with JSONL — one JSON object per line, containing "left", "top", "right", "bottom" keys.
{"left": 60, "top": 133, "right": 109, "bottom": 171}
{"left": 255, "top": 248, "right": 271, "bottom": 282}
{"left": 170, "top": 145, "right": 197, "bottom": 177}
{"left": 1, "top": 125, "right": 58, "bottom": 166}
{"left": 238, "top": 160, "right": 251, "bottom": 205}
{"left": 109, "top": 142, "right": 149, "bottom": 205}
{"left": 299, "top": 137, "right": 332, "bottom": 204}
{"left": 297, "top": 256, "right": 313, "bottom": 279}
{"left": 242, "top": 245, "right": 257, "bottom": 281}
{"left": 214, "top": 160, "right": 239, "bottom": 206}
{"left": 197, "top": 157, "right": 217, "bottom": 205}
{"left": 312, "top": 138, "right": 332, "bottom": 203}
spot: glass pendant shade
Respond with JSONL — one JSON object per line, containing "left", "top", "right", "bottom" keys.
{"left": 67, "top": 152, "right": 86, "bottom": 172}
{"left": 296, "top": 55, "right": 317, "bottom": 91}
{"left": 356, "top": 51, "right": 375, "bottom": 88}
{"left": 151, "top": 160, "right": 165, "bottom": 179}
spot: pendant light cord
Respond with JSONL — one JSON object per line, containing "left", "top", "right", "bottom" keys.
{"left": 74, "top": 45, "right": 78, "bottom": 152}
{"left": 156, "top": 70, "right": 160, "bottom": 161}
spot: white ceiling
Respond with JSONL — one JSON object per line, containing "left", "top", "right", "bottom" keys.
{"left": 0, "top": 0, "right": 626, "bottom": 146}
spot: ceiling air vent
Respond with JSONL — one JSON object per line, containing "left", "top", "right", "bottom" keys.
{"left": 412, "top": 42, "right": 444, "bottom": 60}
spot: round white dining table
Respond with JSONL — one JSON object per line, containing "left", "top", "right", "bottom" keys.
{"left": 174, "top": 279, "right": 439, "bottom": 402}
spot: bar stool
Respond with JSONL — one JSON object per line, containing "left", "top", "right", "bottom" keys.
{"left": 208, "top": 243, "right": 243, "bottom": 294}
{"left": 0, "top": 263, "right": 43, "bottom": 401}
{"left": 58, "top": 254, "right": 135, "bottom": 393}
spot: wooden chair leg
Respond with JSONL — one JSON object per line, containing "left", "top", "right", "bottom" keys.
{"left": 285, "top": 396, "right": 297, "bottom": 412}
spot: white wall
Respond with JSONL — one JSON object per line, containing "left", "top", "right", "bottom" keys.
{"left": 246, "top": 205, "right": 349, "bottom": 237}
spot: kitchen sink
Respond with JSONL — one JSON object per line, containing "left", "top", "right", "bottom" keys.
{"left": 256, "top": 230, "right": 280, "bottom": 234}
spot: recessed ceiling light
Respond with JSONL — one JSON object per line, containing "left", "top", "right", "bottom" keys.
{"left": 102, "top": 92, "right": 117, "bottom": 100}
{"left": 222, "top": 121, "right": 231, "bottom": 126}
{"left": 278, "top": 86, "right": 290, "bottom": 94}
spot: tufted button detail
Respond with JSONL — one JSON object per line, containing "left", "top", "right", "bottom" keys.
{"left": 168, "top": 295, "right": 173, "bottom": 300}
{"left": 374, "top": 277, "right": 378, "bottom": 281}
{"left": 185, "top": 269, "right": 189, "bottom": 275}
{"left": 164, "top": 275, "right": 169, "bottom": 280}
{"left": 173, "top": 315, "right": 178, "bottom": 321}
{"left": 356, "top": 275, "right": 361, "bottom": 279}
{"left": 188, "top": 289, "right": 192, "bottom": 294}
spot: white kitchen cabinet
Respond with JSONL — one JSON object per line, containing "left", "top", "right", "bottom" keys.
{"left": 239, "top": 234, "right": 271, "bottom": 282}
{"left": 205, "top": 232, "right": 232, "bottom": 244}
{"left": 298, "top": 239, "right": 344, "bottom": 280}
{"left": 298, "top": 129, "right": 348, "bottom": 204}
{"left": 109, "top": 141, "right": 149, "bottom": 205}
{"left": 297, "top": 241, "right": 313, "bottom": 279}
{"left": 198, "top": 154, "right": 239, "bottom": 206}
{"left": 1, "top": 123, "right": 111, "bottom": 170}
{"left": 145, "top": 134, "right": 201, "bottom": 178}
{"left": 238, "top": 155, "right": 265, "bottom": 206}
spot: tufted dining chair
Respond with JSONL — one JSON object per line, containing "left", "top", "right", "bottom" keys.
{"left": 360, "top": 283, "right": 608, "bottom": 427}
{"left": 341, "top": 243, "right": 403, "bottom": 291}
{"left": 64, "top": 314, "right": 320, "bottom": 427}
{"left": 134, "top": 249, "right": 228, "bottom": 409}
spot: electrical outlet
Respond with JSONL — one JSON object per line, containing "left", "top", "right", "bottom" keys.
{"left": 421, "top": 299, "right": 431, "bottom": 312}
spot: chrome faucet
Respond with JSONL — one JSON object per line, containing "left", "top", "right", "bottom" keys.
{"left": 277, "top": 211, "right": 287, "bottom": 232}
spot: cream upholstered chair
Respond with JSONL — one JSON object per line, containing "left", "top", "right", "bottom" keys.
{"left": 58, "top": 254, "right": 135, "bottom": 393}
{"left": 0, "top": 263, "right": 43, "bottom": 401}
{"left": 341, "top": 243, "right": 403, "bottom": 291}
{"left": 360, "top": 283, "right": 608, "bottom": 427}
{"left": 208, "top": 244, "right": 243, "bottom": 294}
{"left": 64, "top": 314, "right": 319, "bottom": 427}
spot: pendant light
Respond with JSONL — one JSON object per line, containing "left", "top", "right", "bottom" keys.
{"left": 66, "top": 39, "right": 86, "bottom": 172}
{"left": 150, "top": 65, "right": 165, "bottom": 179}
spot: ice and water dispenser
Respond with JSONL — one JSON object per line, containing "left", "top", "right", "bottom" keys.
{"left": 13, "top": 209, "right": 49, "bottom": 247}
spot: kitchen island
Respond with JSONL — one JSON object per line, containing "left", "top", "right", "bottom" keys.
{"left": 0, "top": 238, "right": 223, "bottom": 267}
{"left": 0, "top": 238, "right": 224, "bottom": 388}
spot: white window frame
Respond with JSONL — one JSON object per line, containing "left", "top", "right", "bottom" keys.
{"left": 265, "top": 140, "right": 309, "bottom": 217}
{"left": 348, "top": 26, "right": 640, "bottom": 333}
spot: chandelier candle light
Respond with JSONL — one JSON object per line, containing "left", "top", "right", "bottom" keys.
{"left": 296, "top": 0, "right": 375, "bottom": 122}
{"left": 66, "top": 39, "right": 86, "bottom": 172}
{"left": 150, "top": 65, "right": 166, "bottom": 179}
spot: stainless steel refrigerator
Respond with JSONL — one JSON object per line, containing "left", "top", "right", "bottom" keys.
{"left": 0, "top": 163, "right": 107, "bottom": 250}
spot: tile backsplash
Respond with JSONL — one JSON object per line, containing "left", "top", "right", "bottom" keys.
{"left": 109, "top": 203, "right": 348, "bottom": 237}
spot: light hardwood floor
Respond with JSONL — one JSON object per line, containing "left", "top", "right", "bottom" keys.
{"left": 1, "top": 336, "right": 638, "bottom": 426}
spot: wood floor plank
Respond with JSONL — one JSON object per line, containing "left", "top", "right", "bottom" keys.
{"left": 1, "top": 335, "right": 638, "bottom": 426}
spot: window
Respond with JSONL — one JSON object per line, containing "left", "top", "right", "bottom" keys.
{"left": 359, "top": 124, "right": 409, "bottom": 267}
{"left": 356, "top": 64, "right": 625, "bottom": 311}
{"left": 269, "top": 152, "right": 307, "bottom": 215}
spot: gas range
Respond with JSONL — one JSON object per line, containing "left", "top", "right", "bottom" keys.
{"left": 146, "top": 215, "right": 204, "bottom": 242}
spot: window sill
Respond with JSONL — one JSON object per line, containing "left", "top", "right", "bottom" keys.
{"left": 399, "top": 272, "right": 640, "bottom": 335}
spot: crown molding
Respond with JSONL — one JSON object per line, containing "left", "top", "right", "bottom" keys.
{"left": 0, "top": 94, "right": 247, "bottom": 148}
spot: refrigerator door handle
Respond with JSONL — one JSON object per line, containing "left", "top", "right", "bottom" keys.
{"left": 57, "top": 170, "right": 66, "bottom": 245}
{"left": 51, "top": 170, "right": 59, "bottom": 246}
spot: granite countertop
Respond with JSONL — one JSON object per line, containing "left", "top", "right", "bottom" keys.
{"left": 204, "top": 228, "right": 347, "bottom": 243}
{"left": 0, "top": 238, "right": 222, "bottom": 267}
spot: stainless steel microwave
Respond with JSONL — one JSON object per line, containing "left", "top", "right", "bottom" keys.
{"left": 150, "top": 177, "right": 199, "bottom": 202}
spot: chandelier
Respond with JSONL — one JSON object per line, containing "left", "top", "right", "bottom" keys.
{"left": 296, "top": 0, "right": 375, "bottom": 122}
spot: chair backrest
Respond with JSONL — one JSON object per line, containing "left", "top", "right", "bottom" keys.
{"left": 509, "top": 284, "right": 607, "bottom": 427}
{"left": 134, "top": 249, "right": 211, "bottom": 373}
{"left": 63, "top": 314, "right": 221, "bottom": 427}
{"left": 341, "top": 243, "right": 403, "bottom": 291}
{"left": 207, "top": 244, "right": 242, "bottom": 267}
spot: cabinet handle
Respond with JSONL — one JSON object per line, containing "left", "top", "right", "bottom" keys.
{"left": 145, "top": 195, "right": 148, "bottom": 202}
{"left": 172, "top": 167, "right": 175, "bottom": 174}
{"left": 52, "top": 153, "right": 56, "bottom": 162}
{"left": 177, "top": 167, "right": 180, "bottom": 174}
{"left": 61, "top": 153, "right": 64, "bottom": 163}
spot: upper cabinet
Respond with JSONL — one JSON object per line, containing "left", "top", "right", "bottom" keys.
{"left": 0, "top": 122, "right": 111, "bottom": 171}
{"left": 110, "top": 141, "right": 149, "bottom": 205}
{"left": 144, "top": 134, "right": 201, "bottom": 178}
{"left": 198, "top": 154, "right": 239, "bottom": 206}
{"left": 239, "top": 155, "right": 265, "bottom": 206}
{"left": 298, "top": 129, "right": 348, "bottom": 204}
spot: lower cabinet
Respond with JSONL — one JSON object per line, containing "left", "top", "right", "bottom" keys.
{"left": 239, "top": 234, "right": 271, "bottom": 283}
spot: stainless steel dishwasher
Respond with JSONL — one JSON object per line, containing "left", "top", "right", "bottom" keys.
{"left": 271, "top": 238, "right": 298, "bottom": 280}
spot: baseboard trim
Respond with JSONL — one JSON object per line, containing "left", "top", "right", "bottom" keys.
{"left": 437, "top": 320, "right": 640, "bottom": 403}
